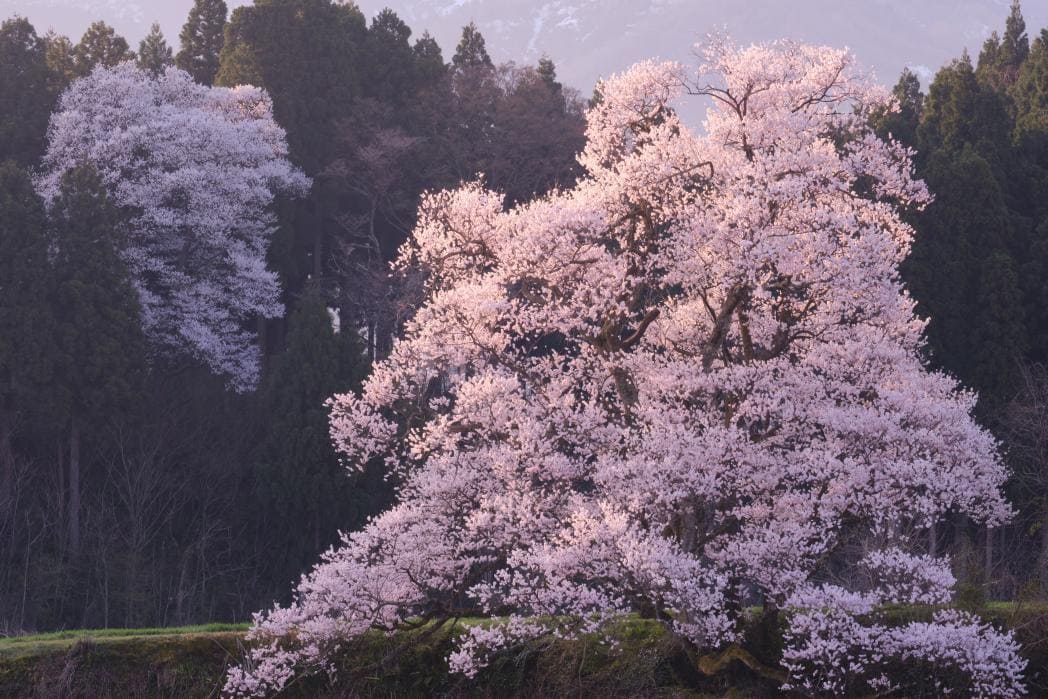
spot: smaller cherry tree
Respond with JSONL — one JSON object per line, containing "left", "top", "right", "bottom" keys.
{"left": 37, "top": 63, "right": 309, "bottom": 390}
{"left": 226, "top": 38, "right": 1025, "bottom": 697}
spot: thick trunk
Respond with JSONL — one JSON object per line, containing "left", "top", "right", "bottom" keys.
{"left": 952, "top": 516, "right": 976, "bottom": 587}
{"left": 68, "top": 414, "right": 81, "bottom": 556}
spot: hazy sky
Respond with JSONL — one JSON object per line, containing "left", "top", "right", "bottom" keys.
{"left": 4, "top": 0, "right": 1047, "bottom": 120}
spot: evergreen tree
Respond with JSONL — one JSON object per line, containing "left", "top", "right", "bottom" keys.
{"left": 42, "top": 31, "right": 77, "bottom": 94}
{"left": 537, "top": 56, "right": 562, "bottom": 93}
{"left": 1022, "top": 219, "right": 1048, "bottom": 360}
{"left": 917, "top": 54, "right": 1011, "bottom": 170}
{"left": 217, "top": 0, "right": 367, "bottom": 175}
{"left": 176, "top": 0, "right": 227, "bottom": 86}
{"left": 413, "top": 31, "right": 445, "bottom": 85}
{"left": 74, "top": 21, "right": 133, "bottom": 77}
{"left": 48, "top": 165, "right": 146, "bottom": 554}
{"left": 1013, "top": 31, "right": 1048, "bottom": 361}
{"left": 977, "top": 1, "right": 1029, "bottom": 92}
{"left": 1013, "top": 30, "right": 1048, "bottom": 157}
{"left": 254, "top": 293, "right": 375, "bottom": 588}
{"left": 216, "top": 0, "right": 369, "bottom": 298}
{"left": 137, "top": 22, "right": 173, "bottom": 77}
{"left": 1004, "top": 1, "right": 1030, "bottom": 60}
{"left": 364, "top": 9, "right": 417, "bottom": 108}
{"left": 452, "top": 21, "right": 493, "bottom": 71}
{"left": 0, "top": 17, "right": 55, "bottom": 166}
{"left": 872, "top": 68, "right": 923, "bottom": 147}
{"left": 0, "top": 162, "right": 53, "bottom": 510}
{"left": 905, "top": 146, "right": 1020, "bottom": 408}
{"left": 970, "top": 251, "right": 1028, "bottom": 408}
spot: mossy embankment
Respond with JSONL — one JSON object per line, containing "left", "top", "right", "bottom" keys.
{"left": 2, "top": 605, "right": 1047, "bottom": 698}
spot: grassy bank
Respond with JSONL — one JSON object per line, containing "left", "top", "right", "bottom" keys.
{"left": 2, "top": 605, "right": 1047, "bottom": 698}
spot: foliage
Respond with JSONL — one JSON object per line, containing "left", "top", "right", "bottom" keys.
{"left": 0, "top": 162, "right": 53, "bottom": 509}
{"left": 137, "top": 23, "right": 174, "bottom": 78}
{"left": 176, "top": 0, "right": 227, "bottom": 86}
{"left": 0, "top": 162, "right": 52, "bottom": 410}
{"left": 37, "top": 64, "right": 309, "bottom": 390}
{"left": 73, "top": 21, "right": 133, "bottom": 77}
{"left": 977, "top": 0, "right": 1030, "bottom": 93}
{"left": 228, "top": 38, "right": 1022, "bottom": 697}
{"left": 253, "top": 293, "right": 378, "bottom": 589}
{"left": 0, "top": 18, "right": 55, "bottom": 165}
{"left": 216, "top": 0, "right": 367, "bottom": 176}
{"left": 41, "top": 31, "right": 77, "bottom": 95}
{"left": 871, "top": 67, "right": 922, "bottom": 147}
{"left": 0, "top": 7, "right": 588, "bottom": 641}
{"left": 452, "top": 21, "right": 493, "bottom": 71}
{"left": 48, "top": 165, "right": 146, "bottom": 425}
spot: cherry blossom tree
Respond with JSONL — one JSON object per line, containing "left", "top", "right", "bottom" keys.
{"left": 226, "top": 38, "right": 1025, "bottom": 697}
{"left": 37, "top": 63, "right": 309, "bottom": 390}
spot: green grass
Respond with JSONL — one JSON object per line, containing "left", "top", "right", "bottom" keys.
{"left": 0, "top": 623, "right": 249, "bottom": 661}
{"left": 1, "top": 604, "right": 1047, "bottom": 698}
{"left": 0, "top": 622, "right": 248, "bottom": 644}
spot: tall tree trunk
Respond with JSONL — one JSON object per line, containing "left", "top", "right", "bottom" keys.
{"left": 314, "top": 229, "right": 324, "bottom": 280}
{"left": 258, "top": 316, "right": 269, "bottom": 377}
{"left": 985, "top": 526, "right": 994, "bottom": 596}
{"left": 0, "top": 398, "right": 15, "bottom": 513}
{"left": 68, "top": 413, "right": 81, "bottom": 556}
{"left": 1039, "top": 505, "right": 1048, "bottom": 592}
{"left": 313, "top": 197, "right": 324, "bottom": 280}
{"left": 57, "top": 441, "right": 65, "bottom": 525}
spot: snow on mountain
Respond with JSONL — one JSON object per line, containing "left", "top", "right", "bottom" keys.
{"left": 6, "top": 0, "right": 1048, "bottom": 125}
{"left": 353, "top": 0, "right": 1048, "bottom": 108}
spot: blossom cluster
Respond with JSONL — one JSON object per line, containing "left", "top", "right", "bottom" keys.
{"left": 37, "top": 63, "right": 310, "bottom": 390}
{"left": 226, "top": 37, "right": 1023, "bottom": 696}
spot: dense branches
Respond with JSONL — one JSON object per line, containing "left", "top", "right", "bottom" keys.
{"left": 37, "top": 64, "right": 309, "bottom": 390}
{"left": 228, "top": 38, "right": 1022, "bottom": 698}
{"left": 0, "top": 9, "right": 587, "bottom": 638}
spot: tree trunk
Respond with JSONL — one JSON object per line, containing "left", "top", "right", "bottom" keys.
{"left": 56, "top": 441, "right": 65, "bottom": 525}
{"left": 258, "top": 316, "right": 269, "bottom": 377}
{"left": 68, "top": 413, "right": 81, "bottom": 556}
{"left": 0, "top": 399, "right": 15, "bottom": 513}
{"left": 952, "top": 516, "right": 976, "bottom": 587}
{"left": 1038, "top": 505, "right": 1048, "bottom": 592}
{"left": 985, "top": 526, "right": 994, "bottom": 596}
{"left": 313, "top": 198, "right": 324, "bottom": 280}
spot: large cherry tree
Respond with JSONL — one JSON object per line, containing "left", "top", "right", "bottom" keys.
{"left": 227, "top": 38, "right": 1024, "bottom": 697}
{"left": 37, "top": 63, "right": 309, "bottom": 390}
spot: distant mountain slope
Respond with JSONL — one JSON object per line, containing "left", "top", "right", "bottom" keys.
{"left": 8, "top": 1, "right": 1048, "bottom": 124}
{"left": 357, "top": 1, "right": 1047, "bottom": 105}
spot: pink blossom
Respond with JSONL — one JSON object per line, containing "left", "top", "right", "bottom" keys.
{"left": 226, "top": 38, "right": 1022, "bottom": 697}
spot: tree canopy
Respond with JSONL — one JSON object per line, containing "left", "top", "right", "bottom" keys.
{"left": 37, "top": 64, "right": 309, "bottom": 390}
{"left": 227, "top": 39, "right": 1023, "bottom": 699}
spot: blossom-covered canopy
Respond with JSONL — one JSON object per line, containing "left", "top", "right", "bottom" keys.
{"left": 38, "top": 63, "right": 309, "bottom": 390}
{"left": 227, "top": 38, "right": 1023, "bottom": 697}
